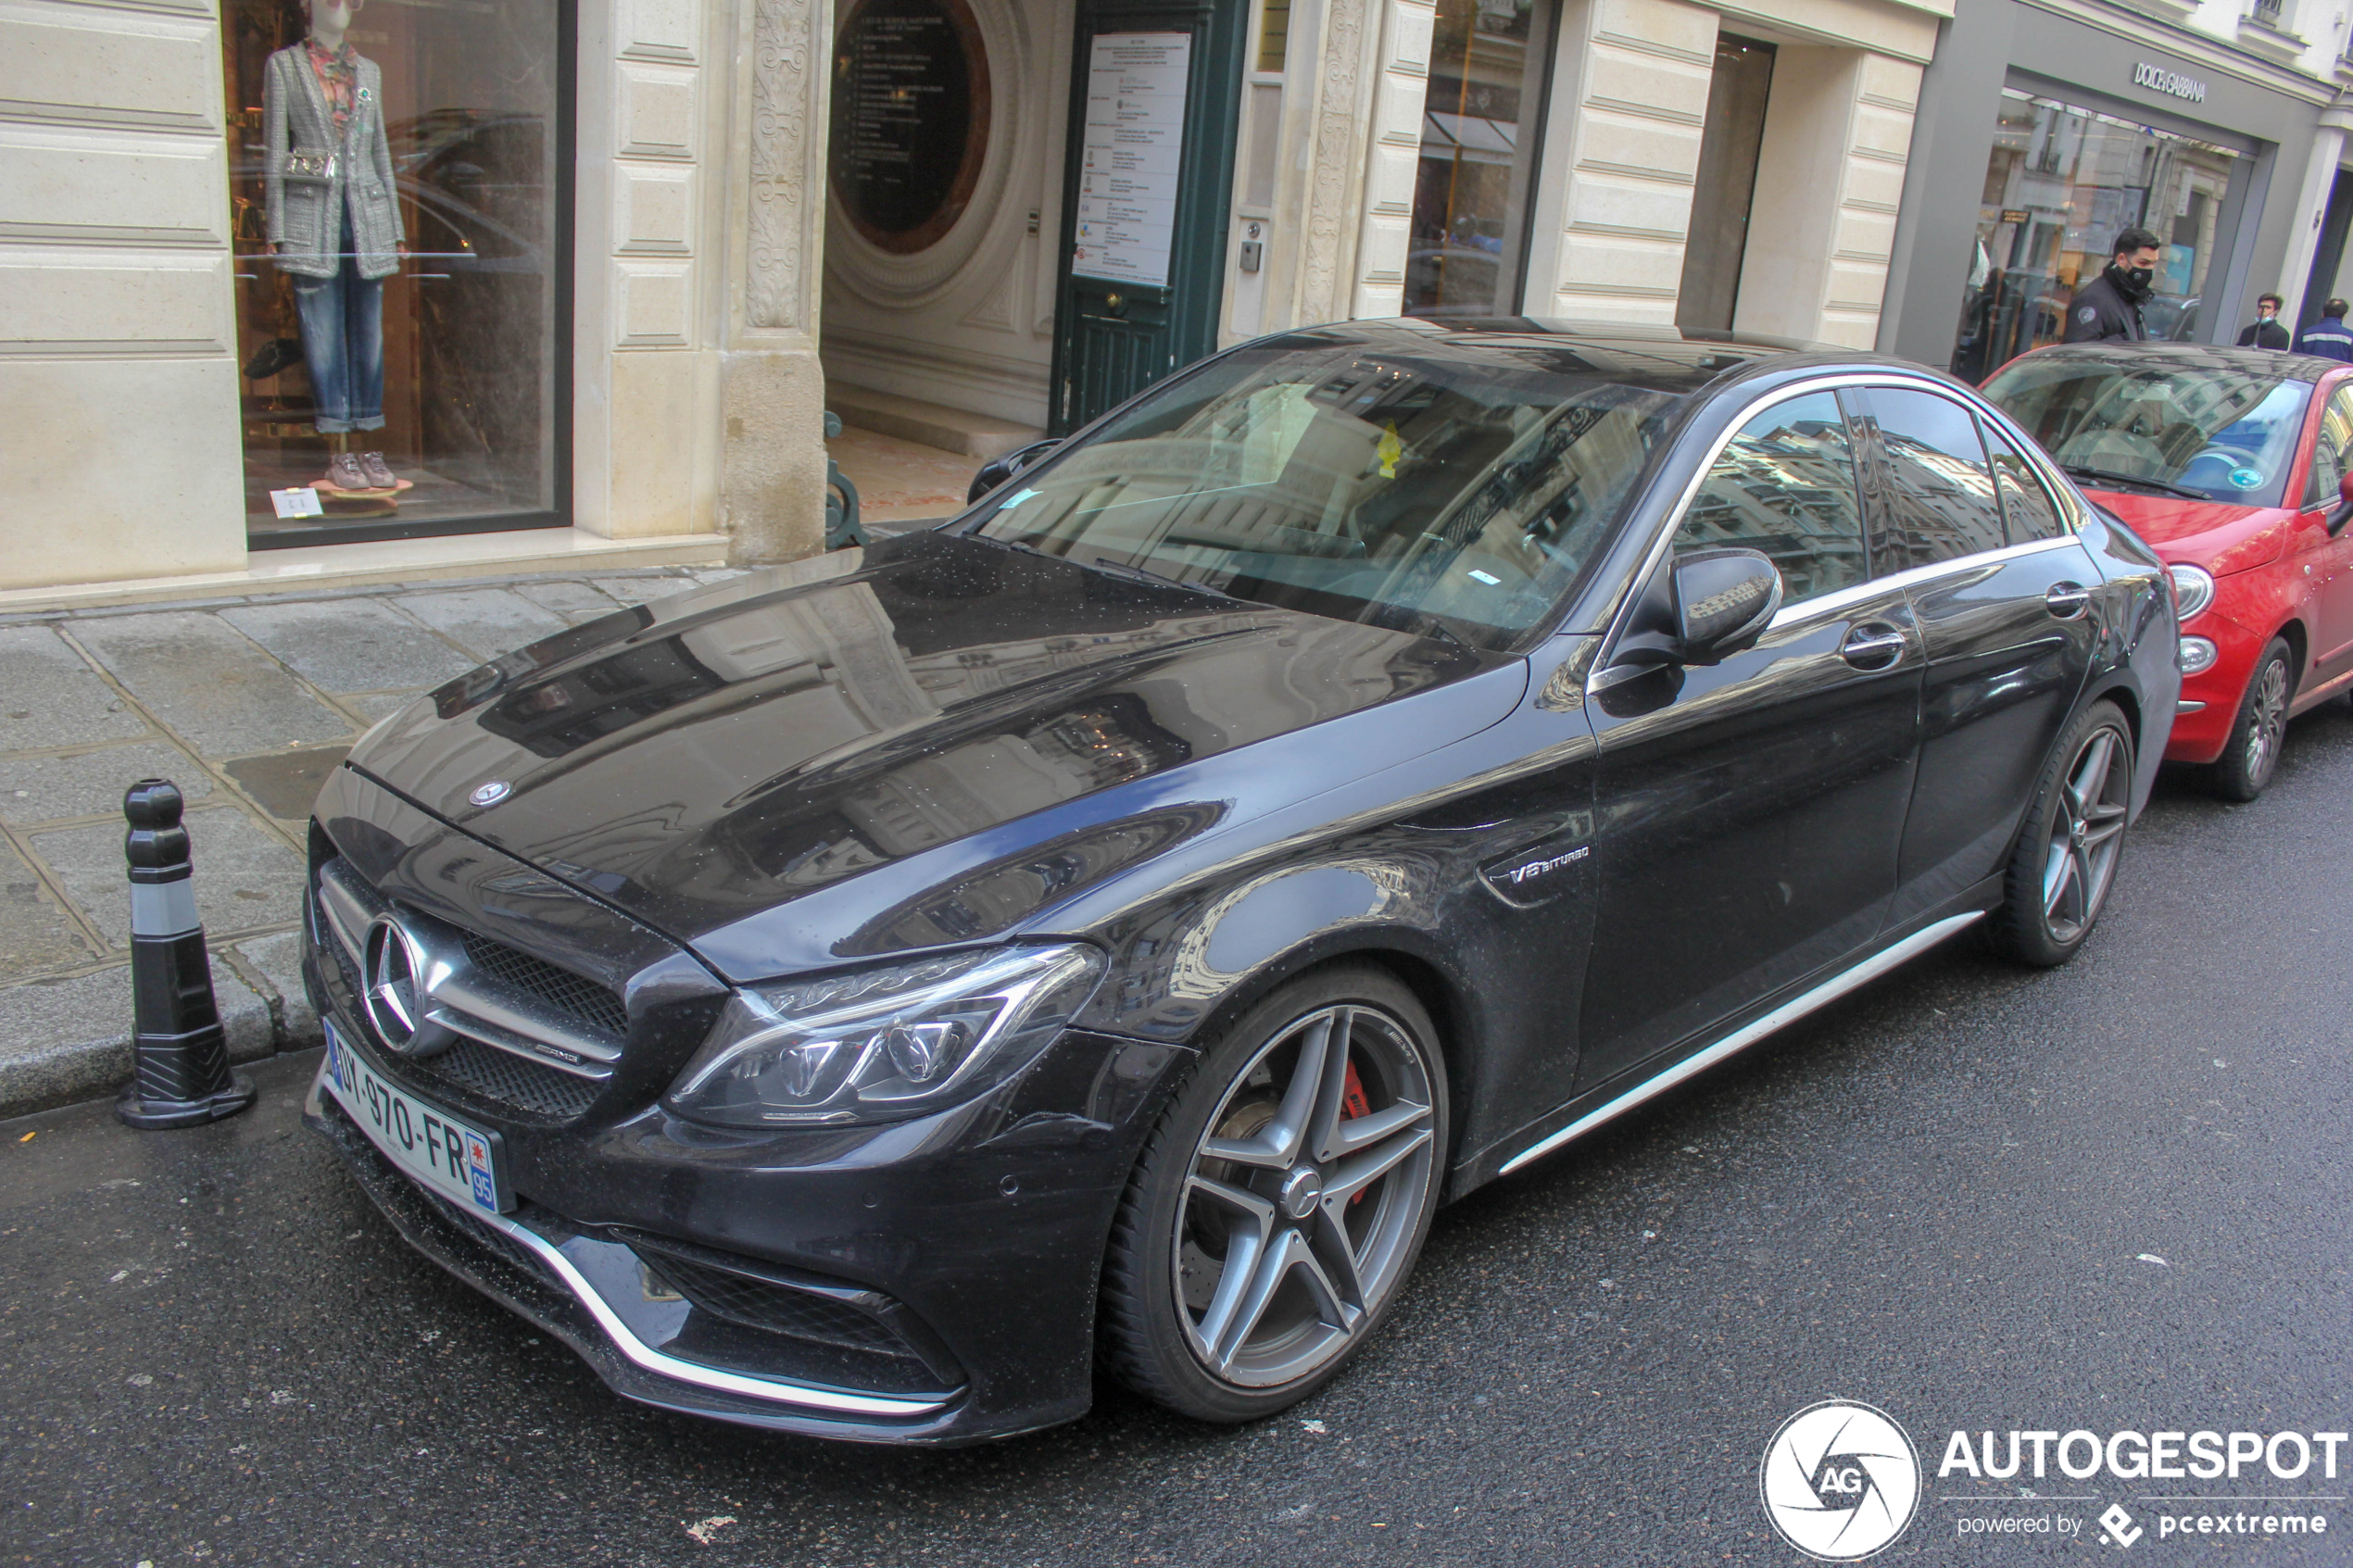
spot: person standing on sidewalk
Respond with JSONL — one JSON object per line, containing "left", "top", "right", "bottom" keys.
{"left": 2296, "top": 300, "right": 2353, "bottom": 361}
{"left": 2237, "top": 294, "right": 2291, "bottom": 349}
{"left": 2062, "top": 228, "right": 2162, "bottom": 344}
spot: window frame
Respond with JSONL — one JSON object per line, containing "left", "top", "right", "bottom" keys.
{"left": 1851, "top": 383, "right": 2010, "bottom": 573}
{"left": 1590, "top": 370, "right": 2086, "bottom": 700}
{"left": 1667, "top": 386, "right": 1871, "bottom": 609}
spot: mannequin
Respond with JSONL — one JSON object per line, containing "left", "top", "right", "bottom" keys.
{"left": 263, "top": 0, "right": 408, "bottom": 495}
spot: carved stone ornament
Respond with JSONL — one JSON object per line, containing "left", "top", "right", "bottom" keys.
{"left": 749, "top": 0, "right": 817, "bottom": 330}
{"left": 1303, "top": 0, "right": 1369, "bottom": 322}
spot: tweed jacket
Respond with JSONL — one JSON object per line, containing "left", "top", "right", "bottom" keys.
{"left": 262, "top": 44, "right": 404, "bottom": 280}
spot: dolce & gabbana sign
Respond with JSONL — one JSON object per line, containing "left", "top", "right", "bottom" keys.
{"left": 2133, "top": 61, "right": 2208, "bottom": 103}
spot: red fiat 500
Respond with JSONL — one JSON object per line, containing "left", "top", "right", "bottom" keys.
{"left": 1983, "top": 343, "right": 2353, "bottom": 799}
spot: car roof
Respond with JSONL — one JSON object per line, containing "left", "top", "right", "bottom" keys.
{"left": 1248, "top": 318, "right": 1934, "bottom": 398}
{"left": 2007, "top": 341, "right": 2340, "bottom": 384}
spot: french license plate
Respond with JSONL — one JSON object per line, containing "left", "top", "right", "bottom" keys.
{"left": 322, "top": 1019, "right": 509, "bottom": 1213}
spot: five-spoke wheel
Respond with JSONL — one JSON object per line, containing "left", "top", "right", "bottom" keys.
{"left": 1994, "top": 699, "right": 2135, "bottom": 967}
{"left": 1100, "top": 967, "right": 1447, "bottom": 1420}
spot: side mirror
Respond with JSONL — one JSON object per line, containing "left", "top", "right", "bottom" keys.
{"left": 1592, "top": 546, "right": 1783, "bottom": 703}
{"left": 1669, "top": 547, "right": 1783, "bottom": 665}
{"left": 967, "top": 438, "right": 1062, "bottom": 505}
{"left": 2332, "top": 471, "right": 2353, "bottom": 536}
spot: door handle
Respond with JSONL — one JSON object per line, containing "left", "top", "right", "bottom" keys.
{"left": 1840, "top": 622, "right": 1907, "bottom": 669}
{"left": 2045, "top": 582, "right": 2091, "bottom": 620}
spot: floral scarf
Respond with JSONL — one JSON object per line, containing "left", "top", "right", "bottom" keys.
{"left": 305, "top": 38, "right": 359, "bottom": 139}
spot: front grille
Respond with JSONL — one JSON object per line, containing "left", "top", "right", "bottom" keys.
{"left": 461, "top": 931, "right": 629, "bottom": 1038}
{"left": 429, "top": 1037, "right": 606, "bottom": 1120}
{"left": 638, "top": 1252, "right": 910, "bottom": 1354}
{"left": 313, "top": 870, "right": 616, "bottom": 1124}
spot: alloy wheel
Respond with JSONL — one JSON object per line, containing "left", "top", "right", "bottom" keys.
{"left": 2041, "top": 723, "right": 2131, "bottom": 945}
{"left": 2242, "top": 656, "right": 2290, "bottom": 790}
{"left": 1173, "top": 1004, "right": 1435, "bottom": 1388}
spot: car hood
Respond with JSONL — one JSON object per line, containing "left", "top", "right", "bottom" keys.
{"left": 2083, "top": 490, "right": 2293, "bottom": 575}
{"left": 346, "top": 529, "right": 1522, "bottom": 969}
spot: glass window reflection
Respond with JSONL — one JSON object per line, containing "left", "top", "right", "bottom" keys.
{"left": 1675, "top": 393, "right": 1866, "bottom": 606}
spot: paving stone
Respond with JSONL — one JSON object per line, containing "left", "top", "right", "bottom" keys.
{"left": 68, "top": 612, "right": 350, "bottom": 757}
{"left": 0, "top": 836, "right": 96, "bottom": 975}
{"left": 390, "top": 588, "right": 570, "bottom": 661}
{"left": 221, "top": 745, "right": 349, "bottom": 822}
{"left": 233, "top": 929, "right": 320, "bottom": 1048}
{"left": 589, "top": 574, "right": 692, "bottom": 608}
{"left": 0, "top": 741, "right": 209, "bottom": 827}
{"left": 345, "top": 692, "right": 426, "bottom": 723}
{"left": 31, "top": 807, "right": 305, "bottom": 949}
{"left": 0, "top": 957, "right": 274, "bottom": 1119}
{"left": 0, "top": 625, "right": 150, "bottom": 753}
{"left": 512, "top": 580, "right": 626, "bottom": 624}
{"left": 220, "top": 597, "right": 476, "bottom": 694}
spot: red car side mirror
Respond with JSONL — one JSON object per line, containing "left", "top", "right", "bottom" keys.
{"left": 2335, "top": 473, "right": 2353, "bottom": 536}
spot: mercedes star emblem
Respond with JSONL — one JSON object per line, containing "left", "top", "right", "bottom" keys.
{"left": 470, "top": 780, "right": 510, "bottom": 807}
{"left": 361, "top": 916, "right": 454, "bottom": 1058}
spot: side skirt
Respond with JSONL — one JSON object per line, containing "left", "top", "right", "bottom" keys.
{"left": 1491, "top": 909, "right": 1985, "bottom": 1179}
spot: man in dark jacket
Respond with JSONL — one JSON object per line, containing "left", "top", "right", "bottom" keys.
{"left": 2296, "top": 300, "right": 2353, "bottom": 361}
{"left": 2238, "top": 293, "right": 2291, "bottom": 349}
{"left": 2063, "top": 228, "right": 2162, "bottom": 343}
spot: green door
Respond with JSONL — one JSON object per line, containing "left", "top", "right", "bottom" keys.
{"left": 1047, "top": 0, "right": 1247, "bottom": 434}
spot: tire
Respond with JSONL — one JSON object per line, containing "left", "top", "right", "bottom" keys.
{"left": 1098, "top": 964, "right": 1450, "bottom": 1423}
{"left": 1991, "top": 699, "right": 2135, "bottom": 968}
{"left": 2206, "top": 637, "right": 2294, "bottom": 802}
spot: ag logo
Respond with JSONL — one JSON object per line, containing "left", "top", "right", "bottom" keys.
{"left": 1759, "top": 1400, "right": 1921, "bottom": 1561}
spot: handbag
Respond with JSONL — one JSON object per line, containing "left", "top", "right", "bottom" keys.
{"left": 282, "top": 148, "right": 338, "bottom": 181}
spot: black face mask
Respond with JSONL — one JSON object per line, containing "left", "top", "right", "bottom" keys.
{"left": 2112, "top": 262, "right": 2156, "bottom": 299}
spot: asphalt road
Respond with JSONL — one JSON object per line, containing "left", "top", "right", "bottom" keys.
{"left": 6, "top": 710, "right": 2353, "bottom": 1568}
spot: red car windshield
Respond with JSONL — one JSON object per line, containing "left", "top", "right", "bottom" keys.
{"left": 1982, "top": 356, "right": 2309, "bottom": 508}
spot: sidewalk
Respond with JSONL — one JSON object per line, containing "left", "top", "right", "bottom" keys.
{"left": 0, "top": 562, "right": 750, "bottom": 1118}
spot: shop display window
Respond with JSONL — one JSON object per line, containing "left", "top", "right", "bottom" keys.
{"left": 1402, "top": 0, "right": 1552, "bottom": 319}
{"left": 221, "top": 0, "right": 571, "bottom": 546}
{"left": 1952, "top": 88, "right": 2241, "bottom": 383}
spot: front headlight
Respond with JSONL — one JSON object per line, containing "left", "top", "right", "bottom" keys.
{"left": 2168, "top": 563, "right": 2215, "bottom": 622}
{"left": 664, "top": 944, "right": 1105, "bottom": 1128}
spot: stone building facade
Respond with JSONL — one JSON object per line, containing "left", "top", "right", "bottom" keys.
{"left": 2, "top": 0, "right": 1954, "bottom": 596}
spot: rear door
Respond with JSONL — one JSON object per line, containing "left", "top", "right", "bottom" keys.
{"left": 1849, "top": 384, "right": 2102, "bottom": 927}
{"left": 1574, "top": 389, "right": 1923, "bottom": 1096}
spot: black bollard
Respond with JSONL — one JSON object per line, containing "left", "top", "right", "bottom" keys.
{"left": 115, "top": 779, "right": 256, "bottom": 1129}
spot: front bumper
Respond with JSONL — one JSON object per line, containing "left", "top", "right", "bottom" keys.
{"left": 302, "top": 937, "right": 1191, "bottom": 1445}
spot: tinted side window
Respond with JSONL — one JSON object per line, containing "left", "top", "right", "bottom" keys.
{"left": 1674, "top": 392, "right": 1866, "bottom": 606}
{"left": 1982, "top": 422, "right": 2066, "bottom": 543}
{"left": 2305, "top": 386, "right": 2353, "bottom": 509}
{"left": 1865, "top": 387, "right": 2007, "bottom": 570}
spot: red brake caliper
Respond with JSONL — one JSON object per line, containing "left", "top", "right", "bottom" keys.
{"left": 1341, "top": 1060, "right": 1371, "bottom": 1207}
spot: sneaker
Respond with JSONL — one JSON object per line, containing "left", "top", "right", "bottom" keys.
{"left": 326, "top": 452, "right": 371, "bottom": 492}
{"left": 359, "top": 451, "right": 396, "bottom": 489}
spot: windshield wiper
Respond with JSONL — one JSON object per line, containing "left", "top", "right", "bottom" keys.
{"left": 2060, "top": 465, "right": 2208, "bottom": 502}
{"left": 1088, "top": 556, "right": 1246, "bottom": 604}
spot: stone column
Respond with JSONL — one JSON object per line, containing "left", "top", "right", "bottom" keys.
{"left": 1347, "top": 0, "right": 1436, "bottom": 320}
{"left": 0, "top": 0, "right": 247, "bottom": 588}
{"left": 573, "top": 0, "right": 726, "bottom": 543}
{"left": 721, "top": 0, "right": 831, "bottom": 563}
{"left": 1733, "top": 48, "right": 1921, "bottom": 349}
{"left": 1521, "top": 0, "right": 1720, "bottom": 325}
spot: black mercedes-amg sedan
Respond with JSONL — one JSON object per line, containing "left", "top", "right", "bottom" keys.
{"left": 301, "top": 321, "right": 2179, "bottom": 1444}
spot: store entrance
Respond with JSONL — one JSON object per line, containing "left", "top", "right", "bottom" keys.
{"left": 815, "top": 0, "right": 1242, "bottom": 515}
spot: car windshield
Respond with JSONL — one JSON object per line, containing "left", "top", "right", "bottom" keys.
{"left": 968, "top": 335, "right": 1693, "bottom": 649}
{"left": 1982, "top": 356, "right": 2310, "bottom": 507}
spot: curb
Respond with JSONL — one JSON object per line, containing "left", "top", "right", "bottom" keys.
{"left": 0, "top": 932, "right": 321, "bottom": 1121}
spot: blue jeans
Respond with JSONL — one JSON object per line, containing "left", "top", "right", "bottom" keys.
{"left": 293, "top": 242, "right": 384, "bottom": 434}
